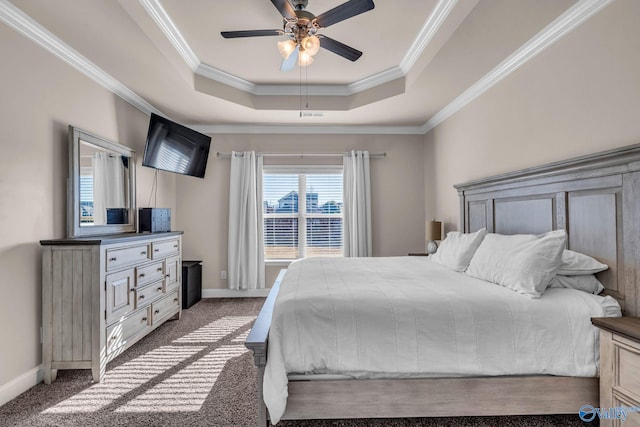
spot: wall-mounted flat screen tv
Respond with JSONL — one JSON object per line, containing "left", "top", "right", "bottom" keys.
{"left": 142, "top": 113, "right": 211, "bottom": 178}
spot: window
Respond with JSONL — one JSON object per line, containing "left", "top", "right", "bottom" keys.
{"left": 263, "top": 167, "right": 343, "bottom": 260}
{"left": 79, "top": 166, "right": 94, "bottom": 223}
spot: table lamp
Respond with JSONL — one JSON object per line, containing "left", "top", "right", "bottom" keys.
{"left": 426, "top": 220, "right": 443, "bottom": 254}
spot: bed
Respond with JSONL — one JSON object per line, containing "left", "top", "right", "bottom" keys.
{"left": 245, "top": 143, "right": 640, "bottom": 426}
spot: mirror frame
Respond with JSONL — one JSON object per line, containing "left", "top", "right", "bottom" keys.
{"left": 67, "top": 125, "right": 137, "bottom": 238}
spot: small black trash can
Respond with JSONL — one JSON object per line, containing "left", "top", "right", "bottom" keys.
{"left": 182, "top": 261, "right": 202, "bottom": 309}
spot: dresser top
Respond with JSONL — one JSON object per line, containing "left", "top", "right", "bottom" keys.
{"left": 40, "top": 231, "right": 183, "bottom": 246}
{"left": 592, "top": 316, "right": 640, "bottom": 343}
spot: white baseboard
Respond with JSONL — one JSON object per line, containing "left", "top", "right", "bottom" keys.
{"left": 202, "top": 288, "right": 270, "bottom": 298}
{"left": 0, "top": 365, "right": 42, "bottom": 407}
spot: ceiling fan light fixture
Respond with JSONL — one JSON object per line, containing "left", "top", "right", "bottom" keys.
{"left": 298, "top": 50, "right": 314, "bottom": 66}
{"left": 277, "top": 39, "right": 297, "bottom": 59}
{"left": 301, "top": 35, "right": 320, "bottom": 56}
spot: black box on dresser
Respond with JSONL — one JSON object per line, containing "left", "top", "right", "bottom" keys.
{"left": 139, "top": 208, "right": 171, "bottom": 233}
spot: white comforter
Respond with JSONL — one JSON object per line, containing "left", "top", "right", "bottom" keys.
{"left": 263, "top": 256, "right": 621, "bottom": 424}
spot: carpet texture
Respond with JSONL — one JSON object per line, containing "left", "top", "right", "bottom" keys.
{"left": 0, "top": 298, "right": 593, "bottom": 427}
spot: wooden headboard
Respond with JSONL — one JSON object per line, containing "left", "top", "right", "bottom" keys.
{"left": 455, "top": 144, "right": 640, "bottom": 315}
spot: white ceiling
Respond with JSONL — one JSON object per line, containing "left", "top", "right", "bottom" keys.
{"left": 1, "top": 0, "right": 615, "bottom": 133}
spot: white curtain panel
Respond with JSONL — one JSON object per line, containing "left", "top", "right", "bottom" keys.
{"left": 93, "top": 152, "right": 125, "bottom": 225}
{"left": 228, "top": 151, "right": 265, "bottom": 290}
{"left": 343, "top": 150, "right": 372, "bottom": 257}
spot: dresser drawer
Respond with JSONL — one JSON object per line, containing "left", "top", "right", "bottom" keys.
{"left": 106, "top": 243, "right": 150, "bottom": 271}
{"left": 135, "top": 280, "right": 165, "bottom": 309}
{"left": 613, "top": 392, "right": 640, "bottom": 427}
{"left": 616, "top": 338, "right": 640, "bottom": 399}
{"left": 135, "top": 261, "right": 164, "bottom": 287}
{"left": 151, "top": 239, "right": 180, "bottom": 259}
{"left": 105, "top": 269, "right": 135, "bottom": 323}
{"left": 151, "top": 290, "right": 180, "bottom": 324}
{"left": 106, "top": 306, "right": 151, "bottom": 356}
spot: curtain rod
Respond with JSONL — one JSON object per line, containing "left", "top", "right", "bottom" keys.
{"left": 216, "top": 152, "right": 387, "bottom": 159}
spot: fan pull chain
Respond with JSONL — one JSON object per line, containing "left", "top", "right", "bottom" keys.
{"left": 305, "top": 64, "right": 309, "bottom": 109}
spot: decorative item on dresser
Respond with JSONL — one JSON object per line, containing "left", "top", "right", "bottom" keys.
{"left": 592, "top": 317, "right": 640, "bottom": 426}
{"left": 40, "top": 231, "right": 183, "bottom": 384}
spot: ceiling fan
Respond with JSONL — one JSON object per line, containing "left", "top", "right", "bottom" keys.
{"left": 221, "top": 0, "right": 375, "bottom": 71}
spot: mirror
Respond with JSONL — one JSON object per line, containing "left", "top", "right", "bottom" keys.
{"left": 67, "top": 126, "right": 136, "bottom": 237}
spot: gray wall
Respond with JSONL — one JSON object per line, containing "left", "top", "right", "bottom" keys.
{"left": 175, "top": 134, "right": 426, "bottom": 291}
{"left": 0, "top": 23, "right": 177, "bottom": 402}
{"left": 425, "top": 0, "right": 640, "bottom": 232}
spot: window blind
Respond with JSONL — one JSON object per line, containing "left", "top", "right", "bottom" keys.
{"left": 263, "top": 169, "right": 343, "bottom": 260}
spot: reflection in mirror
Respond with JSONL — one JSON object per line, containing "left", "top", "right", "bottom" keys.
{"left": 78, "top": 141, "right": 130, "bottom": 226}
{"left": 68, "top": 126, "right": 136, "bottom": 237}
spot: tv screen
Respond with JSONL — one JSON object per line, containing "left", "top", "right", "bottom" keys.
{"left": 142, "top": 113, "right": 211, "bottom": 178}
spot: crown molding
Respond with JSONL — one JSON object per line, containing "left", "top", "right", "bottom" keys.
{"left": 0, "top": 0, "right": 161, "bottom": 116}
{"left": 401, "top": 0, "right": 458, "bottom": 73}
{"left": 191, "top": 124, "right": 426, "bottom": 135}
{"left": 140, "top": 0, "right": 457, "bottom": 97}
{"left": 1, "top": 0, "right": 613, "bottom": 135}
{"left": 421, "top": 0, "right": 615, "bottom": 134}
{"left": 139, "top": 0, "right": 199, "bottom": 71}
{"left": 195, "top": 63, "right": 257, "bottom": 93}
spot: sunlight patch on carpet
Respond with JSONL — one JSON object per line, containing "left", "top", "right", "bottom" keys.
{"left": 172, "top": 316, "right": 255, "bottom": 344}
{"left": 231, "top": 328, "right": 250, "bottom": 343}
{"left": 115, "top": 345, "right": 249, "bottom": 412}
{"left": 42, "top": 346, "right": 204, "bottom": 414}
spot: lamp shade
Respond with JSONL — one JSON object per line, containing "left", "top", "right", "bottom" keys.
{"left": 301, "top": 35, "right": 320, "bottom": 56}
{"left": 298, "top": 50, "right": 314, "bottom": 66}
{"left": 277, "top": 40, "right": 297, "bottom": 59}
{"left": 425, "top": 220, "right": 442, "bottom": 241}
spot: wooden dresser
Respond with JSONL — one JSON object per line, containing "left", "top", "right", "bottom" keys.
{"left": 592, "top": 317, "right": 640, "bottom": 426}
{"left": 40, "top": 231, "right": 183, "bottom": 383}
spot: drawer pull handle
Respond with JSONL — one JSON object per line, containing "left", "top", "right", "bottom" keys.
{"left": 141, "top": 317, "right": 148, "bottom": 322}
{"left": 174, "top": 298, "right": 179, "bottom": 302}
{"left": 154, "top": 309, "right": 160, "bottom": 314}
{"left": 130, "top": 288, "right": 135, "bottom": 293}
{"left": 109, "top": 257, "right": 117, "bottom": 262}
{"left": 166, "top": 274, "right": 170, "bottom": 278}
{"left": 173, "top": 245, "right": 178, "bottom": 248}
{"left": 139, "top": 273, "right": 145, "bottom": 278}
{"left": 139, "top": 295, "right": 145, "bottom": 300}
{"left": 154, "top": 249, "right": 159, "bottom": 252}
{"left": 157, "top": 267, "right": 163, "bottom": 272}
{"left": 157, "top": 287, "right": 163, "bottom": 292}
{"left": 141, "top": 251, "right": 147, "bottom": 255}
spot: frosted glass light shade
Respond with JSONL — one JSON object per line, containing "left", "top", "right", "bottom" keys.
{"left": 277, "top": 40, "right": 297, "bottom": 59}
{"left": 298, "top": 50, "right": 314, "bottom": 66}
{"left": 301, "top": 35, "right": 320, "bottom": 56}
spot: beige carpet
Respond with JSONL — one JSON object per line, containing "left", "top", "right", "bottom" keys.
{"left": 0, "top": 298, "right": 591, "bottom": 426}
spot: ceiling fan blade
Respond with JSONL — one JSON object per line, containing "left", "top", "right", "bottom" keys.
{"left": 221, "top": 29, "right": 282, "bottom": 38}
{"left": 271, "top": 0, "right": 296, "bottom": 20}
{"left": 319, "top": 36, "right": 362, "bottom": 61}
{"left": 314, "top": 0, "right": 374, "bottom": 28}
{"left": 280, "top": 47, "right": 299, "bottom": 72}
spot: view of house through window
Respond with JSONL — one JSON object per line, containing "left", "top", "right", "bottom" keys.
{"left": 263, "top": 167, "right": 343, "bottom": 260}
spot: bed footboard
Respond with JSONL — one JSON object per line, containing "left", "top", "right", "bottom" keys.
{"left": 245, "top": 269, "right": 285, "bottom": 427}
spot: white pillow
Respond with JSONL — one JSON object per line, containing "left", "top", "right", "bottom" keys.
{"left": 549, "top": 274, "right": 605, "bottom": 294}
{"left": 465, "top": 230, "right": 567, "bottom": 298}
{"left": 430, "top": 228, "right": 487, "bottom": 272}
{"left": 557, "top": 250, "right": 608, "bottom": 275}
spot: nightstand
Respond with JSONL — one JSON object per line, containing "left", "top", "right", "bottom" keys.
{"left": 591, "top": 317, "right": 640, "bottom": 426}
{"left": 408, "top": 253, "right": 429, "bottom": 256}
